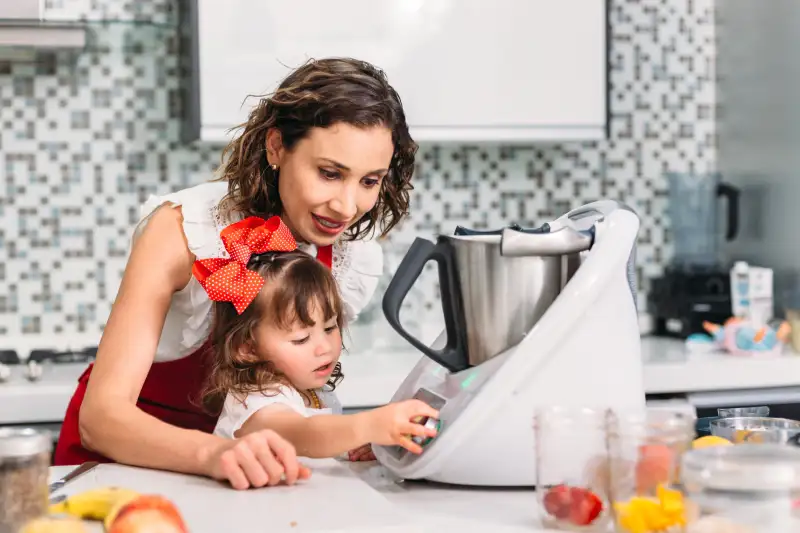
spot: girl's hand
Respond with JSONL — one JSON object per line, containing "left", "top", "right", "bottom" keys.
{"left": 364, "top": 400, "right": 439, "bottom": 455}
{"left": 202, "top": 429, "right": 311, "bottom": 490}
{"left": 347, "top": 444, "right": 376, "bottom": 462}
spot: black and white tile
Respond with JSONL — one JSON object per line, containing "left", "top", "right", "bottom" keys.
{"left": 0, "top": 0, "right": 716, "bottom": 342}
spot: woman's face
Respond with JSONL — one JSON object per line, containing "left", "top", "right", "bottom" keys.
{"left": 267, "top": 123, "right": 394, "bottom": 246}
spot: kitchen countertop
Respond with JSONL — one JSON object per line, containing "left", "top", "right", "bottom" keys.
{"left": 7, "top": 336, "right": 800, "bottom": 424}
{"left": 641, "top": 336, "right": 800, "bottom": 393}
{"left": 48, "top": 461, "right": 544, "bottom": 532}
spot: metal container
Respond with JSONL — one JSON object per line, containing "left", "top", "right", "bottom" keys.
{"left": 0, "top": 428, "right": 51, "bottom": 533}
{"left": 382, "top": 224, "right": 592, "bottom": 373}
{"left": 710, "top": 416, "right": 800, "bottom": 444}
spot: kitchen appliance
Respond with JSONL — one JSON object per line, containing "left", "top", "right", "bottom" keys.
{"left": 648, "top": 173, "right": 741, "bottom": 338}
{"left": 667, "top": 172, "right": 739, "bottom": 270}
{"left": 374, "top": 200, "right": 645, "bottom": 486}
{"left": 648, "top": 268, "right": 733, "bottom": 338}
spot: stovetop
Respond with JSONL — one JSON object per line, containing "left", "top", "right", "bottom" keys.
{"left": 0, "top": 340, "right": 99, "bottom": 424}
{"left": 0, "top": 347, "right": 96, "bottom": 385}
{"left": 0, "top": 347, "right": 97, "bottom": 365}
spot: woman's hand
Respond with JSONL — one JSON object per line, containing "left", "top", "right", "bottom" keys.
{"left": 202, "top": 430, "right": 311, "bottom": 490}
{"left": 364, "top": 400, "right": 439, "bottom": 455}
{"left": 347, "top": 444, "right": 376, "bottom": 462}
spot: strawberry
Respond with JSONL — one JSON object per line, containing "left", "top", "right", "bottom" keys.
{"left": 543, "top": 485, "right": 572, "bottom": 520}
{"left": 543, "top": 485, "right": 603, "bottom": 526}
{"left": 568, "top": 487, "right": 603, "bottom": 526}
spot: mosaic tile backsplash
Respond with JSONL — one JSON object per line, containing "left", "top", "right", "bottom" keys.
{"left": 0, "top": 0, "right": 716, "bottom": 345}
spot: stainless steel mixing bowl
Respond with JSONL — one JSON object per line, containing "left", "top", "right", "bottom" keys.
{"left": 710, "top": 416, "right": 800, "bottom": 445}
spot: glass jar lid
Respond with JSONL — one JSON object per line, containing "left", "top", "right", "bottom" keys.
{"left": 0, "top": 428, "right": 51, "bottom": 458}
{"left": 682, "top": 444, "right": 800, "bottom": 492}
{"left": 610, "top": 409, "right": 697, "bottom": 442}
{"left": 534, "top": 405, "right": 611, "bottom": 429}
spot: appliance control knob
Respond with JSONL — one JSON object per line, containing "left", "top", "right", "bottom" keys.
{"left": 410, "top": 416, "right": 442, "bottom": 448}
{"left": 0, "top": 364, "right": 10, "bottom": 383}
{"left": 26, "top": 360, "right": 43, "bottom": 382}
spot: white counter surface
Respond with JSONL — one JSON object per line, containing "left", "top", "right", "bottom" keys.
{"left": 7, "top": 336, "right": 800, "bottom": 424}
{"left": 49, "top": 461, "right": 543, "bottom": 532}
{"left": 641, "top": 336, "right": 800, "bottom": 394}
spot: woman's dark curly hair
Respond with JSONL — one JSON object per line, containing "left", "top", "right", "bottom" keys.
{"left": 202, "top": 250, "right": 345, "bottom": 414}
{"left": 216, "top": 57, "right": 418, "bottom": 240}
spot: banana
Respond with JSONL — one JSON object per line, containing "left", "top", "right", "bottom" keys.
{"left": 49, "top": 486, "right": 141, "bottom": 521}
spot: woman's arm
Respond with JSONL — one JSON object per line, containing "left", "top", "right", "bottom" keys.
{"left": 79, "top": 205, "right": 211, "bottom": 470}
{"left": 79, "top": 206, "right": 306, "bottom": 489}
{"left": 238, "top": 400, "right": 440, "bottom": 458}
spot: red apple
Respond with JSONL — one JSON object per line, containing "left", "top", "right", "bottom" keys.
{"left": 106, "top": 495, "right": 188, "bottom": 533}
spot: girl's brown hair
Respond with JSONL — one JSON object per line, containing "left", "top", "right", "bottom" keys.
{"left": 216, "top": 57, "right": 418, "bottom": 240}
{"left": 202, "top": 251, "right": 345, "bottom": 414}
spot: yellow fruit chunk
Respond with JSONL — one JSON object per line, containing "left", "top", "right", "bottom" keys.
{"left": 615, "top": 484, "right": 687, "bottom": 532}
{"left": 615, "top": 506, "right": 649, "bottom": 533}
{"left": 20, "top": 516, "right": 88, "bottom": 533}
{"left": 692, "top": 435, "right": 733, "bottom": 449}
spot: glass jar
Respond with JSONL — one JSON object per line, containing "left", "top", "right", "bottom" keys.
{"left": 0, "top": 428, "right": 51, "bottom": 533}
{"left": 534, "top": 406, "right": 613, "bottom": 531}
{"left": 681, "top": 444, "right": 800, "bottom": 532}
{"left": 608, "top": 410, "right": 696, "bottom": 533}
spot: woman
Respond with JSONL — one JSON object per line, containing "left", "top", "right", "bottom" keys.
{"left": 54, "top": 57, "right": 418, "bottom": 490}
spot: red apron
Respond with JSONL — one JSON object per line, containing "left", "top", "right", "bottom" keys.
{"left": 54, "top": 245, "right": 333, "bottom": 466}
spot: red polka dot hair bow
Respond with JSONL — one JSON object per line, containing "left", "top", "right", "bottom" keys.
{"left": 192, "top": 216, "right": 296, "bottom": 314}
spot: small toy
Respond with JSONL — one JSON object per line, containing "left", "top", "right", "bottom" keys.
{"left": 702, "top": 317, "right": 791, "bottom": 356}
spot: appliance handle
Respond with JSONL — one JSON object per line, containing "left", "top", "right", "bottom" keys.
{"left": 382, "top": 238, "right": 467, "bottom": 373}
{"left": 717, "top": 183, "right": 740, "bottom": 241}
{"left": 560, "top": 199, "right": 636, "bottom": 222}
{"left": 500, "top": 226, "right": 594, "bottom": 257}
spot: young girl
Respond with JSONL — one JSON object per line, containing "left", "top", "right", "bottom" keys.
{"left": 199, "top": 215, "right": 439, "bottom": 459}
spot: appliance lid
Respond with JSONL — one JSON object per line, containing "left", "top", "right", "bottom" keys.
{"left": 0, "top": 0, "right": 86, "bottom": 56}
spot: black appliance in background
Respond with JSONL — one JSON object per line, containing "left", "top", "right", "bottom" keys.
{"left": 648, "top": 267, "right": 733, "bottom": 338}
{"left": 650, "top": 172, "right": 741, "bottom": 339}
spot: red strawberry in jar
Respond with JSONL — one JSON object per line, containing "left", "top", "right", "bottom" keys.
{"left": 543, "top": 485, "right": 573, "bottom": 520}
{"left": 543, "top": 485, "right": 603, "bottom": 528}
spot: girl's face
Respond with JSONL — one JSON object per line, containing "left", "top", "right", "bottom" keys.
{"left": 267, "top": 123, "right": 394, "bottom": 246}
{"left": 244, "top": 305, "right": 343, "bottom": 392}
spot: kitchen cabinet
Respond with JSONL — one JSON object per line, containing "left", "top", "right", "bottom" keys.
{"left": 181, "top": 0, "right": 608, "bottom": 144}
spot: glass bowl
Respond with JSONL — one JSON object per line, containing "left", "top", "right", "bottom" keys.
{"left": 709, "top": 417, "right": 800, "bottom": 445}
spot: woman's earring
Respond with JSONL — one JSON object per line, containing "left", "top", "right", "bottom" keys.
{"left": 270, "top": 163, "right": 278, "bottom": 171}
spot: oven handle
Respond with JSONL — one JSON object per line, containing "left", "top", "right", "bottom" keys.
{"left": 687, "top": 387, "right": 800, "bottom": 408}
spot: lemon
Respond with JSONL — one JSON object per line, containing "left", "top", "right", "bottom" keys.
{"left": 692, "top": 435, "right": 733, "bottom": 449}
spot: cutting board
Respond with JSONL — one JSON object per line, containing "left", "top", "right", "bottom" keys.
{"left": 52, "top": 459, "right": 426, "bottom": 532}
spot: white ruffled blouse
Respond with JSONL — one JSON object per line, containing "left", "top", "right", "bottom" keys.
{"left": 135, "top": 181, "right": 383, "bottom": 363}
